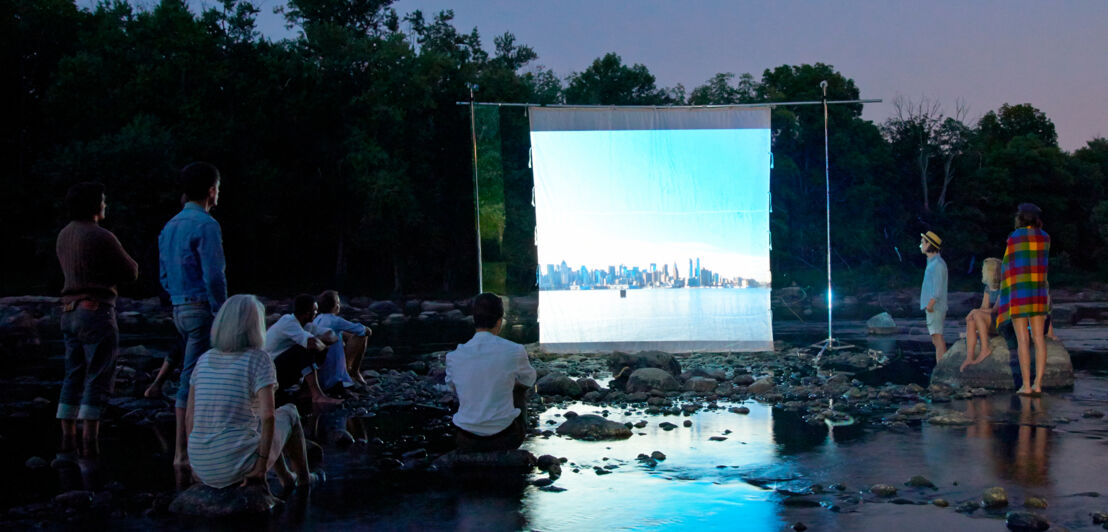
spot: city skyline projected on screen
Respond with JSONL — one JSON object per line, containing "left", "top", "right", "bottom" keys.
{"left": 530, "top": 107, "right": 773, "bottom": 353}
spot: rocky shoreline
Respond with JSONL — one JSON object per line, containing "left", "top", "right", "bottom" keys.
{"left": 2, "top": 290, "right": 1108, "bottom": 528}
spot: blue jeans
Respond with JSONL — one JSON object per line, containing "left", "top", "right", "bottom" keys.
{"left": 57, "top": 305, "right": 118, "bottom": 420}
{"left": 173, "top": 302, "right": 214, "bottom": 409}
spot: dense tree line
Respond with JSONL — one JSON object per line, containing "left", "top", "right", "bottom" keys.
{"left": 4, "top": 0, "right": 1106, "bottom": 299}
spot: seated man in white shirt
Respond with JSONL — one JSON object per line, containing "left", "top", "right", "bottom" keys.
{"left": 264, "top": 294, "right": 343, "bottom": 406}
{"left": 445, "top": 292, "right": 536, "bottom": 452}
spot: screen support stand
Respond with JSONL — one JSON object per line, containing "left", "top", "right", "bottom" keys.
{"left": 815, "top": 80, "right": 834, "bottom": 360}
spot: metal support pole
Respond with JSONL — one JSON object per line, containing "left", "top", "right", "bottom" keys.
{"left": 469, "top": 87, "right": 483, "bottom": 293}
{"left": 822, "top": 81, "right": 832, "bottom": 348}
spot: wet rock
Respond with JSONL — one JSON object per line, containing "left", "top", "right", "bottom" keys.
{"left": 531, "top": 477, "right": 554, "bottom": 487}
{"left": 897, "top": 403, "right": 928, "bottom": 416}
{"left": 54, "top": 490, "right": 93, "bottom": 509}
{"left": 956, "top": 500, "right": 980, "bottom": 513}
{"left": 931, "top": 337, "right": 1073, "bottom": 390}
{"left": 650, "top": 451, "right": 666, "bottom": 461}
{"left": 625, "top": 368, "right": 680, "bottom": 393}
{"left": 369, "top": 301, "right": 401, "bottom": 316}
{"left": 555, "top": 415, "right": 632, "bottom": 441}
{"left": 581, "top": 391, "right": 604, "bottom": 402}
{"left": 905, "top": 475, "right": 936, "bottom": 489}
{"left": 932, "top": 498, "right": 949, "bottom": 507}
{"left": 747, "top": 378, "right": 774, "bottom": 395}
{"left": 870, "top": 484, "right": 897, "bottom": 497}
{"left": 576, "top": 378, "right": 601, "bottom": 395}
{"left": 683, "top": 377, "right": 718, "bottom": 393}
{"left": 782, "top": 496, "right": 820, "bottom": 507}
{"left": 1024, "top": 496, "right": 1048, "bottom": 509}
{"left": 1093, "top": 512, "right": 1108, "bottom": 525}
{"left": 709, "top": 436, "right": 727, "bottom": 441}
{"left": 928, "top": 411, "right": 974, "bottom": 426}
{"left": 168, "top": 483, "right": 280, "bottom": 517}
{"left": 1083, "top": 409, "right": 1105, "bottom": 418}
{"left": 866, "top": 312, "right": 897, "bottom": 334}
{"left": 792, "top": 522, "right": 808, "bottom": 531}
{"left": 729, "top": 406, "right": 750, "bottom": 415}
{"left": 608, "top": 351, "right": 681, "bottom": 380}
{"left": 431, "top": 450, "right": 536, "bottom": 472}
{"left": 682, "top": 420, "right": 692, "bottom": 427}
{"left": 982, "top": 486, "right": 1009, "bottom": 508}
{"left": 733, "top": 374, "right": 755, "bottom": 386}
{"left": 24, "top": 456, "right": 47, "bottom": 469}
{"left": 659, "top": 422, "right": 678, "bottom": 431}
{"left": 535, "top": 373, "right": 583, "bottom": 398}
{"left": 1005, "top": 511, "right": 1049, "bottom": 531}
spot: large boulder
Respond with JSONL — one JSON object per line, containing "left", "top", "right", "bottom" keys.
{"left": 625, "top": 368, "right": 680, "bottom": 393}
{"left": 930, "top": 337, "right": 1073, "bottom": 390}
{"left": 168, "top": 483, "right": 280, "bottom": 517}
{"left": 608, "top": 351, "right": 681, "bottom": 390}
{"left": 535, "top": 373, "right": 583, "bottom": 398}
{"left": 555, "top": 414, "right": 632, "bottom": 441}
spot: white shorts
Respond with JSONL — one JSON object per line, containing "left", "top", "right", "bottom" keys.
{"left": 926, "top": 308, "right": 947, "bottom": 335}
{"left": 265, "top": 403, "right": 299, "bottom": 468}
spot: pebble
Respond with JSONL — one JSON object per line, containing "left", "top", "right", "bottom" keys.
{"left": 982, "top": 486, "right": 1009, "bottom": 508}
{"left": 24, "top": 456, "right": 48, "bottom": 469}
{"left": 53, "top": 491, "right": 93, "bottom": 509}
{"left": 1023, "top": 496, "right": 1048, "bottom": 509}
{"left": 932, "top": 499, "right": 949, "bottom": 507}
{"left": 650, "top": 451, "right": 666, "bottom": 461}
{"left": 905, "top": 475, "right": 936, "bottom": 489}
{"left": 682, "top": 420, "right": 692, "bottom": 427}
{"left": 708, "top": 436, "right": 727, "bottom": 441}
{"left": 1005, "top": 511, "right": 1049, "bottom": 531}
{"left": 869, "top": 484, "right": 897, "bottom": 497}
{"left": 659, "top": 422, "right": 677, "bottom": 431}
{"left": 955, "top": 501, "right": 979, "bottom": 513}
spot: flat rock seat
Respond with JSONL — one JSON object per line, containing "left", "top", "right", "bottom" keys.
{"left": 169, "top": 483, "right": 280, "bottom": 517}
{"left": 930, "top": 337, "right": 1074, "bottom": 390}
{"left": 431, "top": 449, "right": 536, "bottom": 473}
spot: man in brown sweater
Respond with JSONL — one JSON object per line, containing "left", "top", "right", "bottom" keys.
{"left": 55, "top": 182, "right": 138, "bottom": 458}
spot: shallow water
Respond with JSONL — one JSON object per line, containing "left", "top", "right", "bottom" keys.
{"left": 5, "top": 327, "right": 1108, "bottom": 530}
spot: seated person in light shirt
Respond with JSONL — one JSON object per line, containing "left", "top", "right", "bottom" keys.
{"left": 446, "top": 292, "right": 536, "bottom": 452}
{"left": 312, "top": 290, "right": 372, "bottom": 392}
{"left": 264, "top": 294, "right": 342, "bottom": 406}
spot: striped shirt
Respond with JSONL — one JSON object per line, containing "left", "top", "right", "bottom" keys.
{"left": 187, "top": 348, "right": 277, "bottom": 488}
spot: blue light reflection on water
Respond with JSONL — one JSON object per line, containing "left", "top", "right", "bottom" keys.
{"left": 522, "top": 402, "right": 785, "bottom": 531}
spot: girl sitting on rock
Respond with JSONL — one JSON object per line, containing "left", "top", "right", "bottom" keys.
{"left": 961, "top": 257, "right": 1002, "bottom": 372}
{"left": 186, "top": 294, "right": 322, "bottom": 495}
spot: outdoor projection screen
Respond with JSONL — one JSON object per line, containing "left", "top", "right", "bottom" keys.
{"left": 531, "top": 106, "right": 773, "bottom": 353}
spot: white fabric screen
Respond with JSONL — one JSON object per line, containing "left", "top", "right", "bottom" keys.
{"left": 531, "top": 107, "right": 773, "bottom": 353}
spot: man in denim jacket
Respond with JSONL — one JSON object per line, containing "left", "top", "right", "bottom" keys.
{"left": 158, "top": 161, "right": 227, "bottom": 471}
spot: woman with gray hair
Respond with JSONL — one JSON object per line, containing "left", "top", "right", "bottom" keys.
{"left": 186, "top": 294, "right": 322, "bottom": 494}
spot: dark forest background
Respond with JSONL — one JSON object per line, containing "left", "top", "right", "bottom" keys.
{"left": 5, "top": 0, "right": 1108, "bottom": 300}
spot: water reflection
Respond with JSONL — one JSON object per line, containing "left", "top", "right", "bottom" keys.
{"left": 990, "top": 395, "right": 1051, "bottom": 486}
{"left": 523, "top": 402, "right": 784, "bottom": 531}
